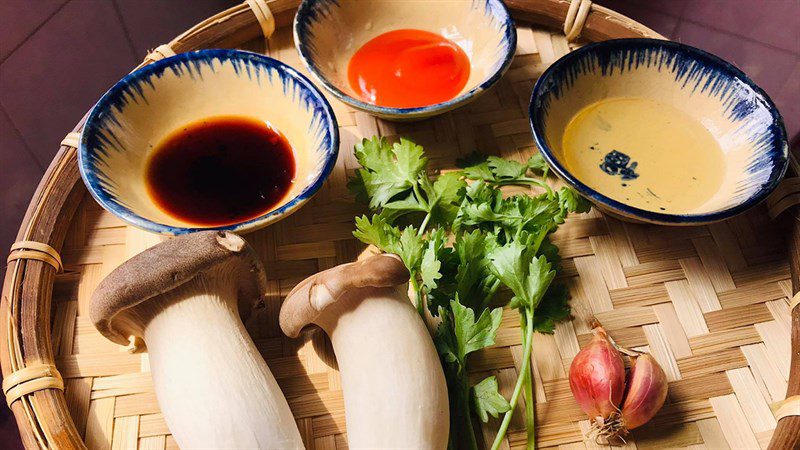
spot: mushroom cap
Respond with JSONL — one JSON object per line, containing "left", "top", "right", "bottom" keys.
{"left": 91, "top": 231, "right": 266, "bottom": 346}
{"left": 279, "top": 253, "right": 409, "bottom": 338}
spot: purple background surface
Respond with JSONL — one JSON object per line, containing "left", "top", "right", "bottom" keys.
{"left": 1, "top": 1, "right": 798, "bottom": 448}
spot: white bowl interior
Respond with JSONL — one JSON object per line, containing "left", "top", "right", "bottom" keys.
{"left": 297, "top": 0, "right": 510, "bottom": 103}
{"left": 84, "top": 55, "right": 333, "bottom": 230}
{"left": 538, "top": 53, "right": 782, "bottom": 215}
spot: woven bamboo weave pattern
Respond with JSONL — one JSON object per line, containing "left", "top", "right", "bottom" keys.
{"left": 52, "top": 24, "right": 793, "bottom": 450}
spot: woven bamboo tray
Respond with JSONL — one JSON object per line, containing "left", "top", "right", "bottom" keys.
{"left": 2, "top": 1, "right": 799, "bottom": 449}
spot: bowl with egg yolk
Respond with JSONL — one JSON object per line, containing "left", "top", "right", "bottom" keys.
{"left": 294, "top": 0, "right": 516, "bottom": 121}
{"left": 530, "top": 38, "right": 788, "bottom": 225}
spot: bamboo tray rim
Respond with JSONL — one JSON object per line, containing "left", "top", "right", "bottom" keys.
{"left": 2, "top": 1, "right": 798, "bottom": 449}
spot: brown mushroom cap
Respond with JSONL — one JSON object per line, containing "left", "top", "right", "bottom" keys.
{"left": 279, "top": 253, "right": 409, "bottom": 338}
{"left": 91, "top": 231, "right": 266, "bottom": 346}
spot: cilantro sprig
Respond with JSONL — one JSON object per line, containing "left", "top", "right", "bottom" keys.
{"left": 349, "top": 137, "right": 589, "bottom": 450}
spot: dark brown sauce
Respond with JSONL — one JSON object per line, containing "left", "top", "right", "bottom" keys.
{"left": 146, "top": 116, "right": 295, "bottom": 227}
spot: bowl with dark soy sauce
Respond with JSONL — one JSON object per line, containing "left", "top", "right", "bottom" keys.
{"left": 294, "top": 0, "right": 516, "bottom": 121}
{"left": 79, "top": 49, "right": 339, "bottom": 235}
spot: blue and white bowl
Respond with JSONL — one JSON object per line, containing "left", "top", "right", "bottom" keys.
{"left": 530, "top": 39, "right": 788, "bottom": 225}
{"left": 79, "top": 49, "right": 339, "bottom": 235}
{"left": 294, "top": 0, "right": 516, "bottom": 121}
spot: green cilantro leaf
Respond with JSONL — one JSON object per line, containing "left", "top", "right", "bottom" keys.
{"left": 353, "top": 213, "right": 398, "bottom": 251}
{"left": 462, "top": 161, "right": 495, "bottom": 181}
{"left": 462, "top": 153, "right": 533, "bottom": 184}
{"left": 347, "top": 169, "right": 370, "bottom": 204}
{"left": 420, "top": 247, "right": 441, "bottom": 291}
{"left": 396, "top": 226, "right": 425, "bottom": 271}
{"left": 420, "top": 228, "right": 448, "bottom": 292}
{"left": 461, "top": 152, "right": 554, "bottom": 186}
{"left": 538, "top": 236, "right": 562, "bottom": 269}
{"left": 393, "top": 138, "right": 427, "bottom": 180}
{"left": 426, "top": 171, "right": 467, "bottom": 225}
{"left": 488, "top": 242, "right": 556, "bottom": 310}
{"left": 527, "top": 153, "right": 548, "bottom": 173}
{"left": 525, "top": 255, "right": 557, "bottom": 308}
{"left": 435, "top": 308, "right": 459, "bottom": 365}
{"left": 453, "top": 230, "right": 498, "bottom": 308}
{"left": 502, "top": 195, "right": 561, "bottom": 237}
{"left": 472, "top": 376, "right": 511, "bottom": 422}
{"left": 382, "top": 192, "right": 428, "bottom": 222}
{"left": 452, "top": 298, "right": 503, "bottom": 361}
{"left": 557, "top": 186, "right": 591, "bottom": 215}
{"left": 487, "top": 241, "right": 529, "bottom": 306}
{"left": 488, "top": 156, "right": 528, "bottom": 180}
{"left": 353, "top": 137, "right": 427, "bottom": 208}
{"left": 456, "top": 151, "right": 492, "bottom": 169}
{"left": 531, "top": 283, "right": 571, "bottom": 333}
{"left": 436, "top": 298, "right": 503, "bottom": 372}
{"left": 426, "top": 252, "right": 460, "bottom": 314}
{"left": 457, "top": 185, "right": 564, "bottom": 242}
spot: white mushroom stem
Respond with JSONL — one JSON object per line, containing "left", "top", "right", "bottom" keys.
{"left": 314, "top": 284, "right": 449, "bottom": 449}
{"left": 137, "top": 268, "right": 303, "bottom": 449}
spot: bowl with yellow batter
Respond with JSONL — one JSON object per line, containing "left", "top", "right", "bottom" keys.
{"left": 530, "top": 39, "right": 788, "bottom": 225}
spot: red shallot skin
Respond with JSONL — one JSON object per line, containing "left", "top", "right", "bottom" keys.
{"left": 621, "top": 353, "right": 668, "bottom": 429}
{"left": 569, "top": 326, "right": 626, "bottom": 420}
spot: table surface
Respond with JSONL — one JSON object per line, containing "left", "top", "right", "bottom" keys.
{"left": 1, "top": 1, "right": 798, "bottom": 448}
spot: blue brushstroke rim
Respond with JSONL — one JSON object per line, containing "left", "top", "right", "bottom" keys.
{"left": 294, "top": 0, "right": 517, "bottom": 117}
{"left": 79, "top": 49, "right": 340, "bottom": 235}
{"left": 529, "top": 38, "right": 789, "bottom": 225}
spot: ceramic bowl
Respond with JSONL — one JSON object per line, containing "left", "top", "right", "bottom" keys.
{"left": 294, "top": 0, "right": 516, "bottom": 121}
{"left": 530, "top": 39, "right": 788, "bottom": 225}
{"left": 79, "top": 49, "right": 339, "bottom": 235}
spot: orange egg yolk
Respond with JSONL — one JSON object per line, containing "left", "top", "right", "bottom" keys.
{"left": 347, "top": 29, "right": 471, "bottom": 108}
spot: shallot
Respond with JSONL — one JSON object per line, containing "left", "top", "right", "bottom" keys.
{"left": 569, "top": 326, "right": 626, "bottom": 424}
{"left": 569, "top": 325, "right": 668, "bottom": 442}
{"left": 619, "top": 353, "right": 668, "bottom": 430}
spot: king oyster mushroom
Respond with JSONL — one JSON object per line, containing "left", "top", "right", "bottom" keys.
{"left": 280, "top": 253, "right": 449, "bottom": 449}
{"left": 91, "top": 231, "right": 304, "bottom": 449}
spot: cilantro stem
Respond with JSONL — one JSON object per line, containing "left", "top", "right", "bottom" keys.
{"left": 409, "top": 272, "right": 424, "bottom": 315}
{"left": 479, "top": 279, "right": 502, "bottom": 312}
{"left": 460, "top": 373, "right": 479, "bottom": 450}
{"left": 521, "top": 313, "right": 536, "bottom": 449}
{"left": 490, "top": 308, "right": 535, "bottom": 450}
{"left": 411, "top": 180, "right": 432, "bottom": 236}
{"left": 496, "top": 177, "right": 551, "bottom": 190}
{"left": 413, "top": 182, "right": 428, "bottom": 207}
{"left": 418, "top": 212, "right": 432, "bottom": 237}
{"left": 411, "top": 181, "right": 434, "bottom": 237}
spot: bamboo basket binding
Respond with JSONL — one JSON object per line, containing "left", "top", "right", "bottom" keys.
{"left": 2, "top": 0, "right": 799, "bottom": 448}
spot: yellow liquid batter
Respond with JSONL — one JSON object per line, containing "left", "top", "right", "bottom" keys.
{"left": 562, "top": 97, "right": 725, "bottom": 214}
